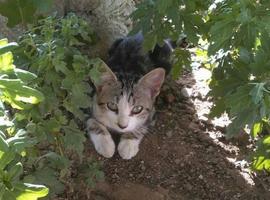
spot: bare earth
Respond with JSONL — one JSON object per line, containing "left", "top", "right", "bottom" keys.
{"left": 61, "top": 70, "right": 270, "bottom": 200}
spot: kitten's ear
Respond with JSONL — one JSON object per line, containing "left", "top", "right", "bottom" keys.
{"left": 137, "top": 68, "right": 165, "bottom": 99}
{"left": 92, "top": 61, "right": 117, "bottom": 92}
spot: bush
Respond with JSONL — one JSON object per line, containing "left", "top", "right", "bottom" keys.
{"left": 0, "top": 39, "right": 48, "bottom": 199}
{"left": 1, "top": 14, "right": 104, "bottom": 198}
{"left": 132, "top": 0, "right": 270, "bottom": 171}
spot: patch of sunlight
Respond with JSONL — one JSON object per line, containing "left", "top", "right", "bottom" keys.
{"left": 226, "top": 157, "right": 255, "bottom": 186}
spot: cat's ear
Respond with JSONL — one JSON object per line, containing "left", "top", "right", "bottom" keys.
{"left": 92, "top": 61, "right": 118, "bottom": 92}
{"left": 137, "top": 68, "right": 165, "bottom": 99}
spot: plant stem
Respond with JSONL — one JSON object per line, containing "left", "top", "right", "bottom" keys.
{"left": 16, "top": 0, "right": 27, "bottom": 30}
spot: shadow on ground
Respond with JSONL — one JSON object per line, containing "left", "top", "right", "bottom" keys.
{"left": 73, "top": 71, "right": 270, "bottom": 200}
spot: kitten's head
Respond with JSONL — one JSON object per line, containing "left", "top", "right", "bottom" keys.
{"left": 92, "top": 63, "right": 165, "bottom": 133}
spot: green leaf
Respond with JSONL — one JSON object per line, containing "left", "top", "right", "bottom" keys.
{"left": 239, "top": 47, "right": 251, "bottom": 64}
{"left": 0, "top": 134, "right": 9, "bottom": 152}
{"left": 171, "top": 49, "right": 191, "bottom": 79}
{"left": 143, "top": 33, "right": 157, "bottom": 51}
{"left": 251, "top": 122, "right": 263, "bottom": 138}
{"left": 32, "top": 167, "right": 65, "bottom": 196}
{"left": 249, "top": 83, "right": 265, "bottom": 105}
{"left": 7, "top": 162, "right": 23, "bottom": 181}
{"left": 0, "top": 51, "right": 14, "bottom": 71}
{"left": 156, "top": 0, "right": 173, "bottom": 13}
{"left": 0, "top": 79, "right": 44, "bottom": 106}
{"left": 252, "top": 136, "right": 270, "bottom": 171}
{"left": 0, "top": 150, "right": 15, "bottom": 170}
{"left": 14, "top": 68, "right": 37, "bottom": 83}
{"left": 14, "top": 183, "right": 49, "bottom": 200}
{"left": 42, "top": 152, "right": 70, "bottom": 169}
{"left": 0, "top": 41, "right": 18, "bottom": 55}
{"left": 62, "top": 120, "right": 86, "bottom": 160}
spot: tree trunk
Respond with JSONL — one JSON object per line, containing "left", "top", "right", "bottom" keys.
{"left": 69, "top": 0, "right": 135, "bottom": 58}
{"left": 0, "top": 0, "right": 135, "bottom": 58}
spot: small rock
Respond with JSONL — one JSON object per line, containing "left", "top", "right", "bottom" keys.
{"left": 112, "top": 174, "right": 119, "bottom": 179}
{"left": 141, "top": 165, "right": 146, "bottom": 171}
{"left": 166, "top": 130, "right": 173, "bottom": 138}
{"left": 185, "top": 183, "right": 193, "bottom": 191}
{"left": 207, "top": 146, "right": 214, "bottom": 153}
{"left": 174, "top": 159, "right": 181, "bottom": 165}
{"left": 181, "top": 87, "right": 193, "bottom": 98}
{"left": 199, "top": 175, "right": 203, "bottom": 179}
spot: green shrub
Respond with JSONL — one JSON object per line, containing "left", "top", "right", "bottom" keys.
{"left": 132, "top": 0, "right": 270, "bottom": 171}
{"left": 0, "top": 38, "right": 48, "bottom": 200}
{"left": 12, "top": 13, "right": 105, "bottom": 197}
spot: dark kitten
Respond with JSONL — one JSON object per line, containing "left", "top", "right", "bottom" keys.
{"left": 87, "top": 32, "right": 174, "bottom": 159}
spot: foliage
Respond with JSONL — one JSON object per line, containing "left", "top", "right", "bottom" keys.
{"left": 132, "top": 0, "right": 270, "bottom": 171}
{"left": 12, "top": 13, "right": 104, "bottom": 197}
{"left": 207, "top": 0, "right": 270, "bottom": 172}
{"left": 0, "top": 0, "right": 53, "bottom": 28}
{"left": 0, "top": 39, "right": 48, "bottom": 200}
{"left": 131, "top": 0, "right": 210, "bottom": 76}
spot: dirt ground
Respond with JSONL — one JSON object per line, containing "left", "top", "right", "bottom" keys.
{"left": 61, "top": 69, "right": 270, "bottom": 200}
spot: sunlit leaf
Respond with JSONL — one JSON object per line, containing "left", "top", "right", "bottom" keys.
{"left": 14, "top": 183, "right": 49, "bottom": 200}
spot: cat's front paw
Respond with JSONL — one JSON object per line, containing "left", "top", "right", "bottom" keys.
{"left": 118, "top": 139, "right": 140, "bottom": 160}
{"left": 90, "top": 134, "right": 115, "bottom": 158}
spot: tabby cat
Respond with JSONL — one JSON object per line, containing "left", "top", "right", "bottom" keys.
{"left": 87, "top": 32, "right": 174, "bottom": 159}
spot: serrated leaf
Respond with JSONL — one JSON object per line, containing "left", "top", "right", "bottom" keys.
{"left": 42, "top": 152, "right": 70, "bottom": 169}
{"left": 62, "top": 120, "right": 86, "bottom": 160}
{"left": 156, "top": 0, "right": 172, "bottom": 13}
{"left": 252, "top": 136, "right": 270, "bottom": 171}
{"left": 143, "top": 33, "right": 157, "bottom": 51}
{"left": 172, "top": 49, "right": 191, "bottom": 79}
{"left": 249, "top": 83, "right": 265, "bottom": 105}
{"left": 33, "top": 167, "right": 65, "bottom": 196}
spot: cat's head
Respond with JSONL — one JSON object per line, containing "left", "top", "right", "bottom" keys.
{"left": 92, "top": 63, "right": 165, "bottom": 133}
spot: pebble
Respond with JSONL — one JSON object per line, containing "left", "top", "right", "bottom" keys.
{"left": 174, "top": 159, "right": 181, "bottom": 165}
{"left": 166, "top": 130, "right": 173, "bottom": 138}
{"left": 181, "top": 87, "right": 193, "bottom": 98}
{"left": 185, "top": 183, "right": 193, "bottom": 191}
{"left": 207, "top": 146, "right": 214, "bottom": 153}
{"left": 141, "top": 165, "right": 146, "bottom": 171}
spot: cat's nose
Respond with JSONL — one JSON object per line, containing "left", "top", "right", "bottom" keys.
{"left": 117, "top": 123, "right": 127, "bottom": 129}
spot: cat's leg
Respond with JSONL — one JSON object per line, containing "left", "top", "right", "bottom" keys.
{"left": 118, "top": 133, "right": 143, "bottom": 160}
{"left": 86, "top": 118, "right": 115, "bottom": 158}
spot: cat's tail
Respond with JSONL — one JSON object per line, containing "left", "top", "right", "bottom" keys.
{"left": 149, "top": 36, "right": 189, "bottom": 75}
{"left": 149, "top": 39, "right": 175, "bottom": 75}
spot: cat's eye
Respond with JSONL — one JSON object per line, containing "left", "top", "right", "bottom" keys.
{"left": 131, "top": 106, "right": 143, "bottom": 114}
{"left": 107, "top": 102, "right": 118, "bottom": 112}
